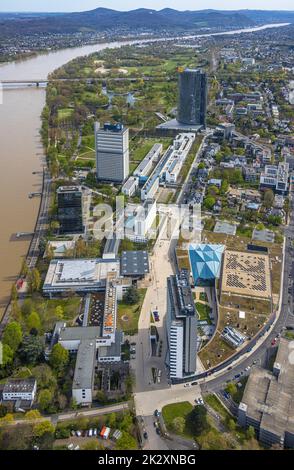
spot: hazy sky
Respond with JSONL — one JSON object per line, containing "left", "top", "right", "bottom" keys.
{"left": 0, "top": 0, "right": 293, "bottom": 13}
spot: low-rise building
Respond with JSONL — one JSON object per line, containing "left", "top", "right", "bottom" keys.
{"left": 122, "top": 176, "right": 139, "bottom": 197}
{"left": 3, "top": 378, "right": 37, "bottom": 408}
{"left": 43, "top": 258, "right": 120, "bottom": 296}
{"left": 133, "top": 143, "right": 163, "bottom": 179}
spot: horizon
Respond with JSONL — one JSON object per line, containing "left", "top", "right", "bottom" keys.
{"left": 1, "top": 2, "right": 294, "bottom": 13}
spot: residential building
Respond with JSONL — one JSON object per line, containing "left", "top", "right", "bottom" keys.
{"left": 57, "top": 186, "right": 85, "bottom": 235}
{"left": 166, "top": 270, "right": 197, "bottom": 381}
{"left": 177, "top": 68, "right": 207, "bottom": 127}
{"left": 95, "top": 122, "right": 129, "bottom": 183}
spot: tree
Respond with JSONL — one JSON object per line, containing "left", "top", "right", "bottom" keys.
{"left": 225, "top": 382, "right": 237, "bottom": 397}
{"left": 1, "top": 344, "right": 14, "bottom": 367}
{"left": 123, "top": 286, "right": 140, "bottom": 305}
{"left": 0, "top": 413, "right": 14, "bottom": 424}
{"left": 246, "top": 425, "right": 256, "bottom": 440}
{"left": 32, "top": 364, "right": 57, "bottom": 390}
{"left": 55, "top": 306, "right": 64, "bottom": 320}
{"left": 38, "top": 389, "right": 53, "bottom": 412}
{"left": 25, "top": 410, "right": 41, "bottom": 420}
{"left": 2, "top": 321, "right": 22, "bottom": 353}
{"left": 27, "top": 311, "right": 41, "bottom": 333}
{"left": 27, "top": 268, "right": 41, "bottom": 293}
{"left": 33, "top": 420, "right": 55, "bottom": 438}
{"left": 49, "top": 343, "right": 69, "bottom": 374}
{"left": 115, "top": 431, "right": 137, "bottom": 450}
{"left": 186, "top": 406, "right": 209, "bottom": 436}
{"left": 228, "top": 419, "right": 236, "bottom": 432}
{"left": 11, "top": 284, "right": 18, "bottom": 302}
{"left": 200, "top": 430, "right": 229, "bottom": 450}
{"left": 264, "top": 189, "right": 275, "bottom": 209}
{"left": 19, "top": 335, "right": 44, "bottom": 365}
{"left": 203, "top": 196, "right": 216, "bottom": 211}
{"left": 171, "top": 416, "right": 185, "bottom": 434}
{"left": 82, "top": 440, "right": 104, "bottom": 450}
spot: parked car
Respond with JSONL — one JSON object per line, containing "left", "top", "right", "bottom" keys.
{"left": 154, "top": 409, "right": 160, "bottom": 417}
{"left": 143, "top": 432, "right": 148, "bottom": 439}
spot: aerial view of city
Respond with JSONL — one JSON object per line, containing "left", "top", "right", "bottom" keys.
{"left": 0, "top": 0, "right": 293, "bottom": 461}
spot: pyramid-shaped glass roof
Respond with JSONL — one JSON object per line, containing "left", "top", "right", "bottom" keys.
{"left": 189, "top": 243, "right": 225, "bottom": 282}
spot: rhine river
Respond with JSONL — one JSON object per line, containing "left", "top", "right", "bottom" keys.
{"left": 0, "top": 23, "right": 289, "bottom": 317}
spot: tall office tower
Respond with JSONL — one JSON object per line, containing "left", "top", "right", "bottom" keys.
{"left": 57, "top": 186, "right": 84, "bottom": 235}
{"left": 177, "top": 68, "right": 207, "bottom": 127}
{"left": 166, "top": 270, "right": 197, "bottom": 381}
{"left": 95, "top": 122, "right": 129, "bottom": 183}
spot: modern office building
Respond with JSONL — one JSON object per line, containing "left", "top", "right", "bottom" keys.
{"left": 57, "top": 186, "right": 85, "bottom": 235}
{"left": 125, "top": 200, "right": 157, "bottom": 243}
{"left": 177, "top": 68, "right": 207, "bottom": 127}
{"left": 95, "top": 122, "right": 129, "bottom": 183}
{"left": 43, "top": 258, "right": 120, "bottom": 295}
{"left": 238, "top": 338, "right": 294, "bottom": 449}
{"left": 166, "top": 270, "right": 197, "bottom": 381}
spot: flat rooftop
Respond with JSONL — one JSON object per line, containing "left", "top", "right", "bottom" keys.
{"left": 168, "top": 270, "right": 196, "bottom": 318}
{"left": 221, "top": 250, "right": 271, "bottom": 299}
{"left": 43, "top": 258, "right": 120, "bottom": 291}
{"left": 156, "top": 118, "right": 203, "bottom": 132}
{"left": 3, "top": 378, "right": 36, "bottom": 394}
{"left": 214, "top": 221, "right": 237, "bottom": 236}
{"left": 252, "top": 228, "right": 275, "bottom": 243}
{"left": 72, "top": 340, "right": 96, "bottom": 390}
{"left": 120, "top": 250, "right": 150, "bottom": 277}
{"left": 241, "top": 338, "right": 294, "bottom": 439}
{"left": 59, "top": 325, "right": 102, "bottom": 342}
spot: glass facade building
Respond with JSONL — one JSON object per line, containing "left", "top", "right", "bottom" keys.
{"left": 177, "top": 68, "right": 207, "bottom": 127}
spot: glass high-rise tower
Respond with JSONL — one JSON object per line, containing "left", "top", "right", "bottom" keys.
{"left": 177, "top": 68, "right": 207, "bottom": 127}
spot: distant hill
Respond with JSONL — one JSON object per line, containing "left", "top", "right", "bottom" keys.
{"left": 0, "top": 8, "right": 293, "bottom": 37}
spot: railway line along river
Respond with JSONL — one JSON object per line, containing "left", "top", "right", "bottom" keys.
{"left": 0, "top": 23, "right": 289, "bottom": 319}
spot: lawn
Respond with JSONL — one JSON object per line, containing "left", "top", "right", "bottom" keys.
{"left": 162, "top": 402, "right": 193, "bottom": 437}
{"left": 57, "top": 108, "right": 74, "bottom": 121}
{"left": 196, "top": 302, "right": 212, "bottom": 324}
{"left": 22, "top": 295, "right": 82, "bottom": 332}
{"left": 117, "top": 289, "right": 147, "bottom": 335}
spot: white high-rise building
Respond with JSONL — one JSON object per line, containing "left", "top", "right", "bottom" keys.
{"left": 166, "top": 270, "right": 197, "bottom": 382}
{"left": 95, "top": 122, "right": 129, "bottom": 183}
